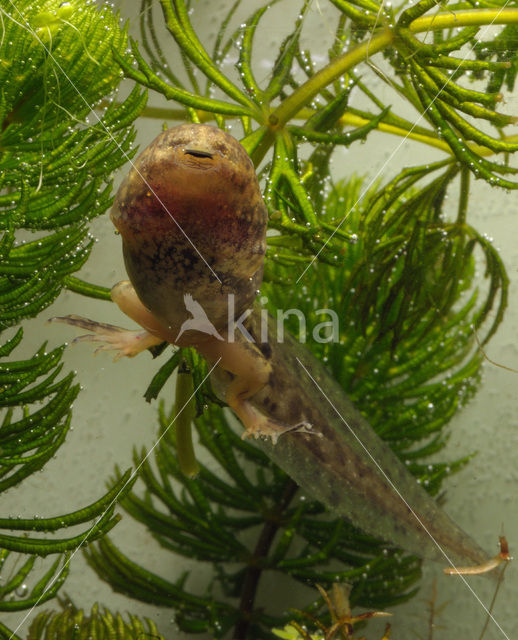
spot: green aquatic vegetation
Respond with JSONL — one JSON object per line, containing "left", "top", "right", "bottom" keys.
{"left": 2, "top": 602, "right": 164, "bottom": 640}
{"left": 85, "top": 381, "right": 421, "bottom": 637}
{"left": 0, "top": 0, "right": 144, "bottom": 621}
{"left": 1, "top": 0, "right": 518, "bottom": 638}
{"left": 263, "top": 169, "right": 502, "bottom": 461}
{"left": 0, "top": 0, "right": 145, "bottom": 319}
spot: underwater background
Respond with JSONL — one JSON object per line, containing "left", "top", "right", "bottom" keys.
{"left": 2, "top": 1, "right": 518, "bottom": 638}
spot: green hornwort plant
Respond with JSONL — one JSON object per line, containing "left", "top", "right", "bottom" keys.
{"left": 0, "top": 0, "right": 145, "bottom": 628}
{"left": 1, "top": 0, "right": 518, "bottom": 638}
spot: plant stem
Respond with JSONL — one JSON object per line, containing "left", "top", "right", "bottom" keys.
{"left": 234, "top": 479, "right": 299, "bottom": 640}
{"left": 0, "top": 622, "right": 21, "bottom": 640}
{"left": 269, "top": 29, "right": 393, "bottom": 129}
{"left": 457, "top": 167, "right": 470, "bottom": 225}
{"left": 269, "top": 7, "right": 518, "bottom": 132}
{"left": 174, "top": 366, "right": 199, "bottom": 478}
{"left": 128, "top": 6, "right": 518, "bottom": 167}
{"left": 410, "top": 8, "right": 518, "bottom": 33}
{"left": 339, "top": 113, "right": 452, "bottom": 153}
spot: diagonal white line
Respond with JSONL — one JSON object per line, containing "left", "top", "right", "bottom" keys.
{"left": 295, "top": 356, "right": 511, "bottom": 640}
{"left": 2, "top": 2, "right": 221, "bottom": 284}
{"left": 8, "top": 357, "right": 221, "bottom": 640}
{"left": 296, "top": 1, "right": 513, "bottom": 284}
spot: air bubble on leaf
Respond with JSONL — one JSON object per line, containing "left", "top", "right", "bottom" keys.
{"left": 16, "top": 584, "right": 29, "bottom": 597}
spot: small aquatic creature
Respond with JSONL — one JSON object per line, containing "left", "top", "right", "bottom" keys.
{"left": 54, "top": 123, "right": 492, "bottom": 569}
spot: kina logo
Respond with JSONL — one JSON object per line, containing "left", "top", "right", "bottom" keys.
{"left": 175, "top": 293, "right": 224, "bottom": 342}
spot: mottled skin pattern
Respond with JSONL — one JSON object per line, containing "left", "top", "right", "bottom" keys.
{"left": 54, "top": 124, "right": 302, "bottom": 439}
{"left": 55, "top": 123, "right": 490, "bottom": 568}
{"left": 111, "top": 123, "right": 266, "bottom": 345}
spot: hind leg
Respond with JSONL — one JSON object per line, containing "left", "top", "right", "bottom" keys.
{"left": 198, "top": 336, "right": 313, "bottom": 443}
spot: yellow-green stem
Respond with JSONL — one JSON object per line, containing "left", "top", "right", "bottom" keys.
{"left": 266, "top": 7, "right": 518, "bottom": 144}
{"left": 127, "top": 8, "right": 518, "bottom": 164}
{"left": 174, "top": 368, "right": 199, "bottom": 478}
{"left": 269, "top": 29, "right": 394, "bottom": 129}
{"left": 457, "top": 167, "right": 470, "bottom": 225}
{"left": 339, "top": 113, "right": 452, "bottom": 153}
{"left": 410, "top": 8, "right": 518, "bottom": 33}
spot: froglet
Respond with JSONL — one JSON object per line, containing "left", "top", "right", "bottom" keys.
{"left": 55, "top": 123, "right": 490, "bottom": 568}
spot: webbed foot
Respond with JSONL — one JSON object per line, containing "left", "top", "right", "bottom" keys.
{"left": 49, "top": 315, "right": 163, "bottom": 360}
{"left": 237, "top": 400, "right": 318, "bottom": 444}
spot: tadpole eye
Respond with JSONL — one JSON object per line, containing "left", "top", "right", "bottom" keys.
{"left": 184, "top": 149, "right": 214, "bottom": 159}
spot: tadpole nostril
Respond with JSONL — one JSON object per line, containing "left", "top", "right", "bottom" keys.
{"left": 184, "top": 149, "right": 214, "bottom": 159}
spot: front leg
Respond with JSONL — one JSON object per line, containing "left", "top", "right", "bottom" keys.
{"left": 110, "top": 280, "right": 179, "bottom": 344}
{"left": 198, "top": 337, "right": 313, "bottom": 443}
{"left": 51, "top": 280, "right": 170, "bottom": 359}
{"left": 50, "top": 314, "right": 163, "bottom": 359}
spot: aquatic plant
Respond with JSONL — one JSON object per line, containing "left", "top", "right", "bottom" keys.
{"left": 0, "top": 0, "right": 145, "bottom": 628}
{"left": 1, "top": 0, "right": 517, "bottom": 638}
{"left": 22, "top": 602, "right": 164, "bottom": 640}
